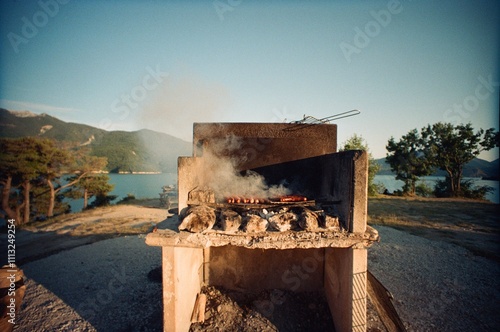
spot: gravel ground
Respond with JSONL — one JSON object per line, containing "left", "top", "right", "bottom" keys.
{"left": 10, "top": 225, "right": 500, "bottom": 331}
{"left": 369, "top": 226, "right": 500, "bottom": 332}
{"left": 13, "top": 235, "right": 163, "bottom": 332}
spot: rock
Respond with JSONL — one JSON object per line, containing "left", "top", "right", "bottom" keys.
{"left": 324, "top": 215, "right": 340, "bottom": 231}
{"left": 220, "top": 209, "right": 242, "bottom": 232}
{"left": 244, "top": 214, "right": 268, "bottom": 233}
{"left": 268, "top": 212, "right": 298, "bottom": 232}
{"left": 298, "top": 210, "right": 320, "bottom": 231}
{"left": 188, "top": 188, "right": 216, "bottom": 205}
{"left": 178, "top": 205, "right": 216, "bottom": 233}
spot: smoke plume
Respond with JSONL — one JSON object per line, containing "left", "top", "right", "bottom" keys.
{"left": 196, "top": 135, "right": 290, "bottom": 200}
{"left": 138, "top": 69, "right": 231, "bottom": 141}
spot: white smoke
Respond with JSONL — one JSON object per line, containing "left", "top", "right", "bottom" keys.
{"left": 138, "top": 69, "right": 231, "bottom": 141}
{"left": 195, "top": 135, "right": 290, "bottom": 200}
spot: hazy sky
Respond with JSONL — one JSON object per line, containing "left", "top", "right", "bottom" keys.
{"left": 1, "top": 0, "right": 499, "bottom": 160}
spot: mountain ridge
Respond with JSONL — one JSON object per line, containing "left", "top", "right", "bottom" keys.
{"left": 2, "top": 109, "right": 497, "bottom": 178}
{"left": 0, "top": 108, "right": 192, "bottom": 173}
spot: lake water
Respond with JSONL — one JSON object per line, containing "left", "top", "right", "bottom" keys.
{"left": 67, "top": 173, "right": 499, "bottom": 212}
{"left": 68, "top": 173, "right": 177, "bottom": 212}
{"left": 374, "top": 175, "right": 499, "bottom": 204}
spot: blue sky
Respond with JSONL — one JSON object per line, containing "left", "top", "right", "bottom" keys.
{"left": 1, "top": 0, "right": 499, "bottom": 160}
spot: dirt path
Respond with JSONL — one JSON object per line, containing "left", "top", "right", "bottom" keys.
{"left": 14, "top": 236, "right": 163, "bottom": 332}
{"left": 369, "top": 225, "right": 500, "bottom": 331}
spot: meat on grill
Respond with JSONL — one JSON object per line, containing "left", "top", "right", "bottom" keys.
{"left": 224, "top": 195, "right": 307, "bottom": 204}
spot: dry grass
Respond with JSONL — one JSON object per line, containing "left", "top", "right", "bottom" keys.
{"left": 70, "top": 217, "right": 153, "bottom": 236}
{"left": 12, "top": 203, "right": 169, "bottom": 265}
{"left": 21, "top": 204, "right": 168, "bottom": 237}
{"left": 368, "top": 195, "right": 500, "bottom": 261}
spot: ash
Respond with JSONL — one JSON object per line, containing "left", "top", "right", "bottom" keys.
{"left": 190, "top": 286, "right": 335, "bottom": 332}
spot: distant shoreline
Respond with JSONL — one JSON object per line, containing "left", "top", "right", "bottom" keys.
{"left": 117, "top": 171, "right": 163, "bottom": 174}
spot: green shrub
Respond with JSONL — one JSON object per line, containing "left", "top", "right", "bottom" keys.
{"left": 434, "top": 177, "right": 493, "bottom": 200}
{"left": 416, "top": 182, "right": 434, "bottom": 197}
{"left": 88, "top": 194, "right": 118, "bottom": 208}
{"left": 117, "top": 193, "right": 136, "bottom": 204}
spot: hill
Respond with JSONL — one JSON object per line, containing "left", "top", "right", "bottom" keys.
{"left": 0, "top": 108, "right": 106, "bottom": 142}
{"left": 90, "top": 129, "right": 192, "bottom": 173}
{"left": 0, "top": 109, "right": 192, "bottom": 173}
{"left": 375, "top": 157, "right": 499, "bottom": 180}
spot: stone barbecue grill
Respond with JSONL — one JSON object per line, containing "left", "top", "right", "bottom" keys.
{"left": 146, "top": 122, "right": 379, "bottom": 332}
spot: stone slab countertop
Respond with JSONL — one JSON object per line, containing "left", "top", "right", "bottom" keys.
{"left": 146, "top": 225, "right": 379, "bottom": 250}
